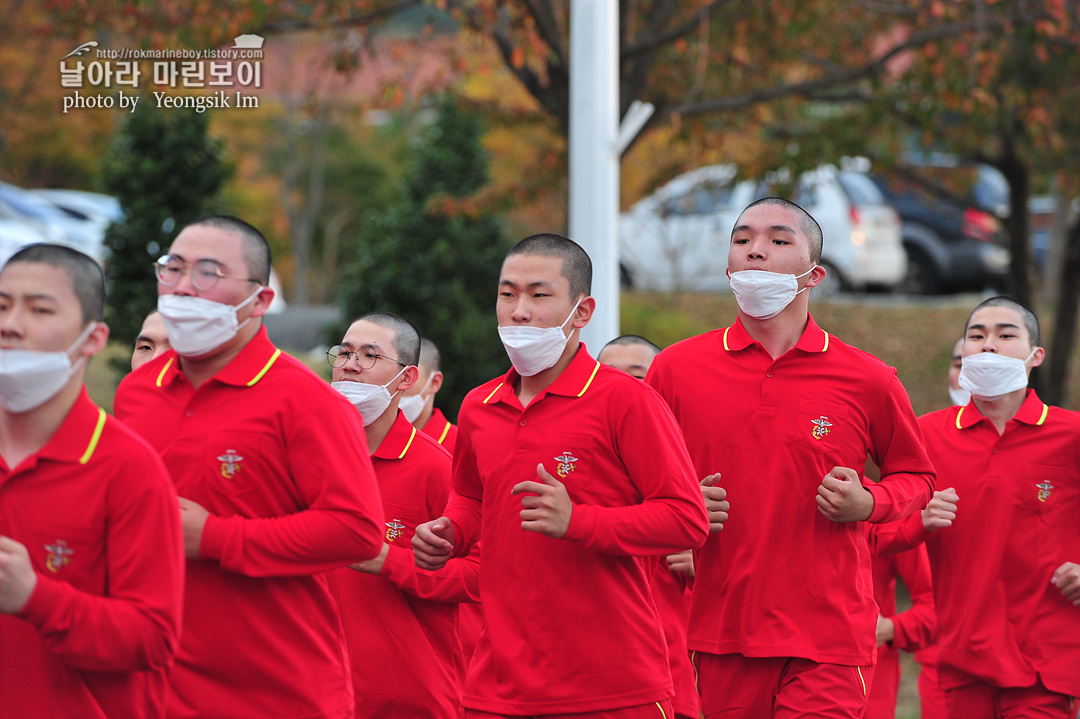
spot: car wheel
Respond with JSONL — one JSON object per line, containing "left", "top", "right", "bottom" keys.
{"left": 814, "top": 261, "right": 845, "bottom": 297}
{"left": 898, "top": 248, "right": 940, "bottom": 295}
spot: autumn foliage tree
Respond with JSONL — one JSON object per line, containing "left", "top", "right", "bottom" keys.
{"left": 101, "top": 102, "right": 231, "bottom": 348}
{"left": 336, "top": 96, "right": 513, "bottom": 418}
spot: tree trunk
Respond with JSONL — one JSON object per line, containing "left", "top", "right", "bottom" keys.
{"left": 998, "top": 153, "right": 1032, "bottom": 308}
{"left": 1037, "top": 217, "right": 1080, "bottom": 407}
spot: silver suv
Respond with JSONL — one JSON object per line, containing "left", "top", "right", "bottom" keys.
{"left": 619, "top": 164, "right": 906, "bottom": 294}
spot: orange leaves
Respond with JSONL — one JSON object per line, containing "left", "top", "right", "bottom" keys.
{"left": 510, "top": 45, "right": 525, "bottom": 69}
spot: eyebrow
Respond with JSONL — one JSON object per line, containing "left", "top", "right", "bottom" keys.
{"left": 341, "top": 341, "right": 386, "bottom": 353}
{"left": 135, "top": 334, "right": 155, "bottom": 344}
{"left": 500, "top": 278, "right": 554, "bottom": 289}
{"left": 731, "top": 223, "right": 799, "bottom": 238}
{"left": 0, "top": 291, "right": 59, "bottom": 303}
{"left": 167, "top": 253, "right": 225, "bottom": 267}
{"left": 967, "top": 322, "right": 1022, "bottom": 332}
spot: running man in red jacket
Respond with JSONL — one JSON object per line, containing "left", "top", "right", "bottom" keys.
{"left": 327, "top": 312, "right": 479, "bottom": 718}
{"left": 879, "top": 296, "right": 1080, "bottom": 719}
{"left": 0, "top": 244, "right": 184, "bottom": 718}
{"left": 115, "top": 216, "right": 386, "bottom": 719}
{"left": 647, "top": 198, "right": 936, "bottom": 719}
{"left": 414, "top": 233, "right": 709, "bottom": 718}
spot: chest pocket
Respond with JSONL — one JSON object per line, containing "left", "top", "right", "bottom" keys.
{"left": 204, "top": 431, "right": 275, "bottom": 498}
{"left": 793, "top": 400, "right": 849, "bottom": 454}
{"left": 540, "top": 433, "right": 601, "bottom": 499}
{"left": 27, "top": 520, "right": 103, "bottom": 592}
{"left": 1019, "top": 464, "right": 1071, "bottom": 527}
{"left": 382, "top": 502, "right": 423, "bottom": 546}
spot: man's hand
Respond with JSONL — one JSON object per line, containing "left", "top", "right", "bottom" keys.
{"left": 666, "top": 549, "right": 695, "bottom": 578}
{"left": 0, "top": 536, "right": 37, "bottom": 614}
{"left": 1051, "top": 562, "right": 1080, "bottom": 606}
{"left": 413, "top": 518, "right": 456, "bottom": 571}
{"left": 700, "top": 473, "right": 729, "bottom": 533}
{"left": 350, "top": 543, "right": 389, "bottom": 575}
{"left": 876, "top": 614, "right": 895, "bottom": 645}
{"left": 922, "top": 488, "right": 959, "bottom": 532}
{"left": 178, "top": 497, "right": 210, "bottom": 559}
{"left": 511, "top": 463, "right": 573, "bottom": 539}
{"left": 816, "top": 467, "right": 874, "bottom": 522}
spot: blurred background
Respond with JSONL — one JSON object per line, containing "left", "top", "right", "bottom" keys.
{"left": 5, "top": 2, "right": 1080, "bottom": 715}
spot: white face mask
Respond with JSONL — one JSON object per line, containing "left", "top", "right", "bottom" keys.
{"left": 958, "top": 348, "right": 1036, "bottom": 401}
{"left": 498, "top": 299, "right": 581, "bottom": 377}
{"left": 948, "top": 386, "right": 971, "bottom": 407}
{"left": 729, "top": 266, "right": 816, "bottom": 320}
{"left": 0, "top": 322, "right": 96, "bottom": 413}
{"left": 399, "top": 371, "right": 434, "bottom": 424}
{"left": 332, "top": 365, "right": 408, "bottom": 427}
{"left": 157, "top": 286, "right": 263, "bottom": 357}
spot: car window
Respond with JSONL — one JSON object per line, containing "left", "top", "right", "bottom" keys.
{"left": 663, "top": 182, "right": 733, "bottom": 216}
{"left": 838, "top": 172, "right": 885, "bottom": 205}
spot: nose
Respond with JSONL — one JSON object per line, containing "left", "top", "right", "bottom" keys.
{"left": 0, "top": 307, "right": 24, "bottom": 339}
{"left": 510, "top": 296, "right": 531, "bottom": 323}
{"left": 171, "top": 267, "right": 199, "bottom": 296}
{"left": 745, "top": 237, "right": 767, "bottom": 260}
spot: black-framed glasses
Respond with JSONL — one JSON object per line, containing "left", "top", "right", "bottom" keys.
{"left": 154, "top": 255, "right": 262, "bottom": 292}
{"left": 327, "top": 345, "right": 407, "bottom": 371}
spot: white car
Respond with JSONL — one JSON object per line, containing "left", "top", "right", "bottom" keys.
{"left": 0, "top": 219, "right": 49, "bottom": 267}
{"left": 0, "top": 183, "right": 106, "bottom": 262}
{"left": 619, "top": 164, "right": 906, "bottom": 294}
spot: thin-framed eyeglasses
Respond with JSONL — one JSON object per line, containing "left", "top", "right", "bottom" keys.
{"left": 154, "top": 255, "right": 262, "bottom": 292}
{"left": 327, "top": 345, "right": 407, "bottom": 371}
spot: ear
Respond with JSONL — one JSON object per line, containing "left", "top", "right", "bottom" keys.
{"left": 1029, "top": 346, "right": 1045, "bottom": 369}
{"left": 428, "top": 370, "right": 444, "bottom": 395}
{"left": 804, "top": 264, "right": 828, "bottom": 289}
{"left": 248, "top": 286, "right": 276, "bottom": 319}
{"left": 397, "top": 365, "right": 420, "bottom": 393}
{"left": 81, "top": 322, "right": 111, "bottom": 357}
{"left": 572, "top": 296, "right": 595, "bottom": 330}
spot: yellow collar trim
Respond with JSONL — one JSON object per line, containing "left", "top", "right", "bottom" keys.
{"left": 78, "top": 407, "right": 107, "bottom": 465}
{"left": 482, "top": 382, "right": 504, "bottom": 404}
{"left": 956, "top": 402, "right": 1050, "bottom": 428}
{"left": 436, "top": 420, "right": 451, "bottom": 444}
{"left": 246, "top": 349, "right": 281, "bottom": 387}
{"left": 398, "top": 426, "right": 417, "bottom": 459}
{"left": 156, "top": 356, "right": 175, "bottom": 387}
{"left": 576, "top": 360, "right": 601, "bottom": 397}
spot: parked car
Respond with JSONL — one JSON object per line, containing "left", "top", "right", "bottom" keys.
{"left": 33, "top": 189, "right": 123, "bottom": 227}
{"left": 0, "top": 183, "right": 106, "bottom": 261}
{"left": 870, "top": 172, "right": 1010, "bottom": 294}
{"left": 0, "top": 218, "right": 49, "bottom": 267}
{"left": 619, "top": 164, "right": 906, "bottom": 294}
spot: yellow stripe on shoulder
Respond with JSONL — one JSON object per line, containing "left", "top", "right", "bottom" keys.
{"left": 155, "top": 357, "right": 174, "bottom": 387}
{"left": 437, "top": 420, "right": 451, "bottom": 444}
{"left": 398, "top": 426, "right": 417, "bottom": 459}
{"left": 482, "top": 382, "right": 504, "bottom": 404}
{"left": 247, "top": 349, "right": 281, "bottom": 387}
{"left": 576, "top": 361, "right": 601, "bottom": 397}
{"left": 79, "top": 407, "right": 108, "bottom": 465}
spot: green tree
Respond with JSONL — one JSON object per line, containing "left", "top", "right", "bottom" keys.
{"left": 337, "top": 96, "right": 514, "bottom": 419}
{"left": 101, "top": 102, "right": 231, "bottom": 350}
